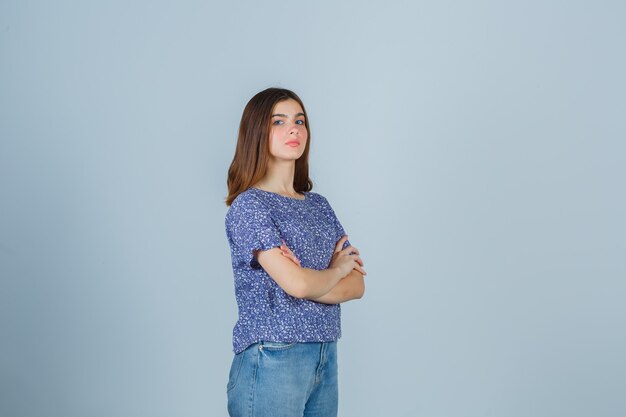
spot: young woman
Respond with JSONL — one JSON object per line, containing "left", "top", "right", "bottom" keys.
{"left": 224, "top": 87, "right": 366, "bottom": 417}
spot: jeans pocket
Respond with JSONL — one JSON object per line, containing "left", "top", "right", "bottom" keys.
{"left": 226, "top": 351, "right": 245, "bottom": 392}
{"left": 259, "top": 340, "right": 298, "bottom": 351}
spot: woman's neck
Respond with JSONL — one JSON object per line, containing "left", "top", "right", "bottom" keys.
{"left": 253, "top": 181, "right": 299, "bottom": 196}
{"left": 255, "top": 160, "right": 298, "bottom": 195}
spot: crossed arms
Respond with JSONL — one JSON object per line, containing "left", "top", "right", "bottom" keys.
{"left": 254, "top": 240, "right": 365, "bottom": 304}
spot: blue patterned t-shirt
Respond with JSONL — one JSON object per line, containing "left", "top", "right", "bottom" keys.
{"left": 225, "top": 187, "right": 351, "bottom": 354}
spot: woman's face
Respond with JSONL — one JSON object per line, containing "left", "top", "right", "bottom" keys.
{"left": 268, "top": 99, "right": 308, "bottom": 162}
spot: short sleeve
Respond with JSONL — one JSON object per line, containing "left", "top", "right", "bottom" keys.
{"left": 226, "top": 193, "right": 283, "bottom": 269}
{"left": 318, "top": 194, "right": 352, "bottom": 251}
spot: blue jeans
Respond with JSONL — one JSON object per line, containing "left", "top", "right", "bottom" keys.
{"left": 227, "top": 341, "right": 338, "bottom": 417}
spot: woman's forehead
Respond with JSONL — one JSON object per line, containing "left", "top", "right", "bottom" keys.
{"left": 272, "top": 99, "right": 304, "bottom": 115}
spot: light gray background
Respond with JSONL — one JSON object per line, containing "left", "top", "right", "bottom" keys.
{"left": 1, "top": 1, "right": 625, "bottom": 416}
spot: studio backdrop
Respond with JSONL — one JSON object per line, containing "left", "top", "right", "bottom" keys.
{"left": 1, "top": 1, "right": 624, "bottom": 416}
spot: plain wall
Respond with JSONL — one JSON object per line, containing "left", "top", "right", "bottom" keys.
{"left": 1, "top": 1, "right": 625, "bottom": 416}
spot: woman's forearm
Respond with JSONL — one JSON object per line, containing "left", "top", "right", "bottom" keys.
{"left": 294, "top": 266, "right": 346, "bottom": 299}
{"left": 256, "top": 248, "right": 347, "bottom": 299}
{"left": 310, "top": 269, "right": 365, "bottom": 304}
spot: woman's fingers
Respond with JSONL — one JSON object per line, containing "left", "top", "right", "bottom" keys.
{"left": 334, "top": 241, "right": 365, "bottom": 268}
{"left": 334, "top": 235, "right": 349, "bottom": 252}
{"left": 342, "top": 245, "right": 361, "bottom": 259}
{"left": 281, "top": 243, "right": 297, "bottom": 261}
{"left": 334, "top": 237, "right": 365, "bottom": 264}
{"left": 345, "top": 246, "right": 359, "bottom": 255}
{"left": 335, "top": 237, "right": 360, "bottom": 257}
{"left": 280, "top": 240, "right": 300, "bottom": 266}
{"left": 282, "top": 237, "right": 362, "bottom": 271}
{"left": 281, "top": 249, "right": 300, "bottom": 266}
{"left": 350, "top": 254, "right": 367, "bottom": 275}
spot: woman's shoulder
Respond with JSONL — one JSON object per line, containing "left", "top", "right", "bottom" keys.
{"left": 226, "top": 189, "right": 268, "bottom": 219}
{"left": 231, "top": 188, "right": 259, "bottom": 205}
{"left": 306, "top": 190, "right": 331, "bottom": 207}
{"left": 305, "top": 190, "right": 324, "bottom": 201}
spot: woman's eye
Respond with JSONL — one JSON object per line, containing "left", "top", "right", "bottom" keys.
{"left": 272, "top": 119, "right": 304, "bottom": 126}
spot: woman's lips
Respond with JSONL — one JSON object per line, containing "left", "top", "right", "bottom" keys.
{"left": 285, "top": 141, "right": 300, "bottom": 147}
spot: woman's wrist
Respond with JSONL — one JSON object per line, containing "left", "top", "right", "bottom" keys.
{"left": 327, "top": 266, "right": 346, "bottom": 282}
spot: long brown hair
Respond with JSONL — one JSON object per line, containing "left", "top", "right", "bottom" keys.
{"left": 225, "top": 88, "right": 313, "bottom": 206}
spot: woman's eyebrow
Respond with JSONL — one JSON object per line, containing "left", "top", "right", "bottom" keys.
{"left": 271, "top": 112, "right": 306, "bottom": 118}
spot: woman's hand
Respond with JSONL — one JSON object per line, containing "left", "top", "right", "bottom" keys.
{"left": 281, "top": 236, "right": 366, "bottom": 278}
{"left": 329, "top": 235, "right": 366, "bottom": 277}
{"left": 278, "top": 236, "right": 366, "bottom": 303}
